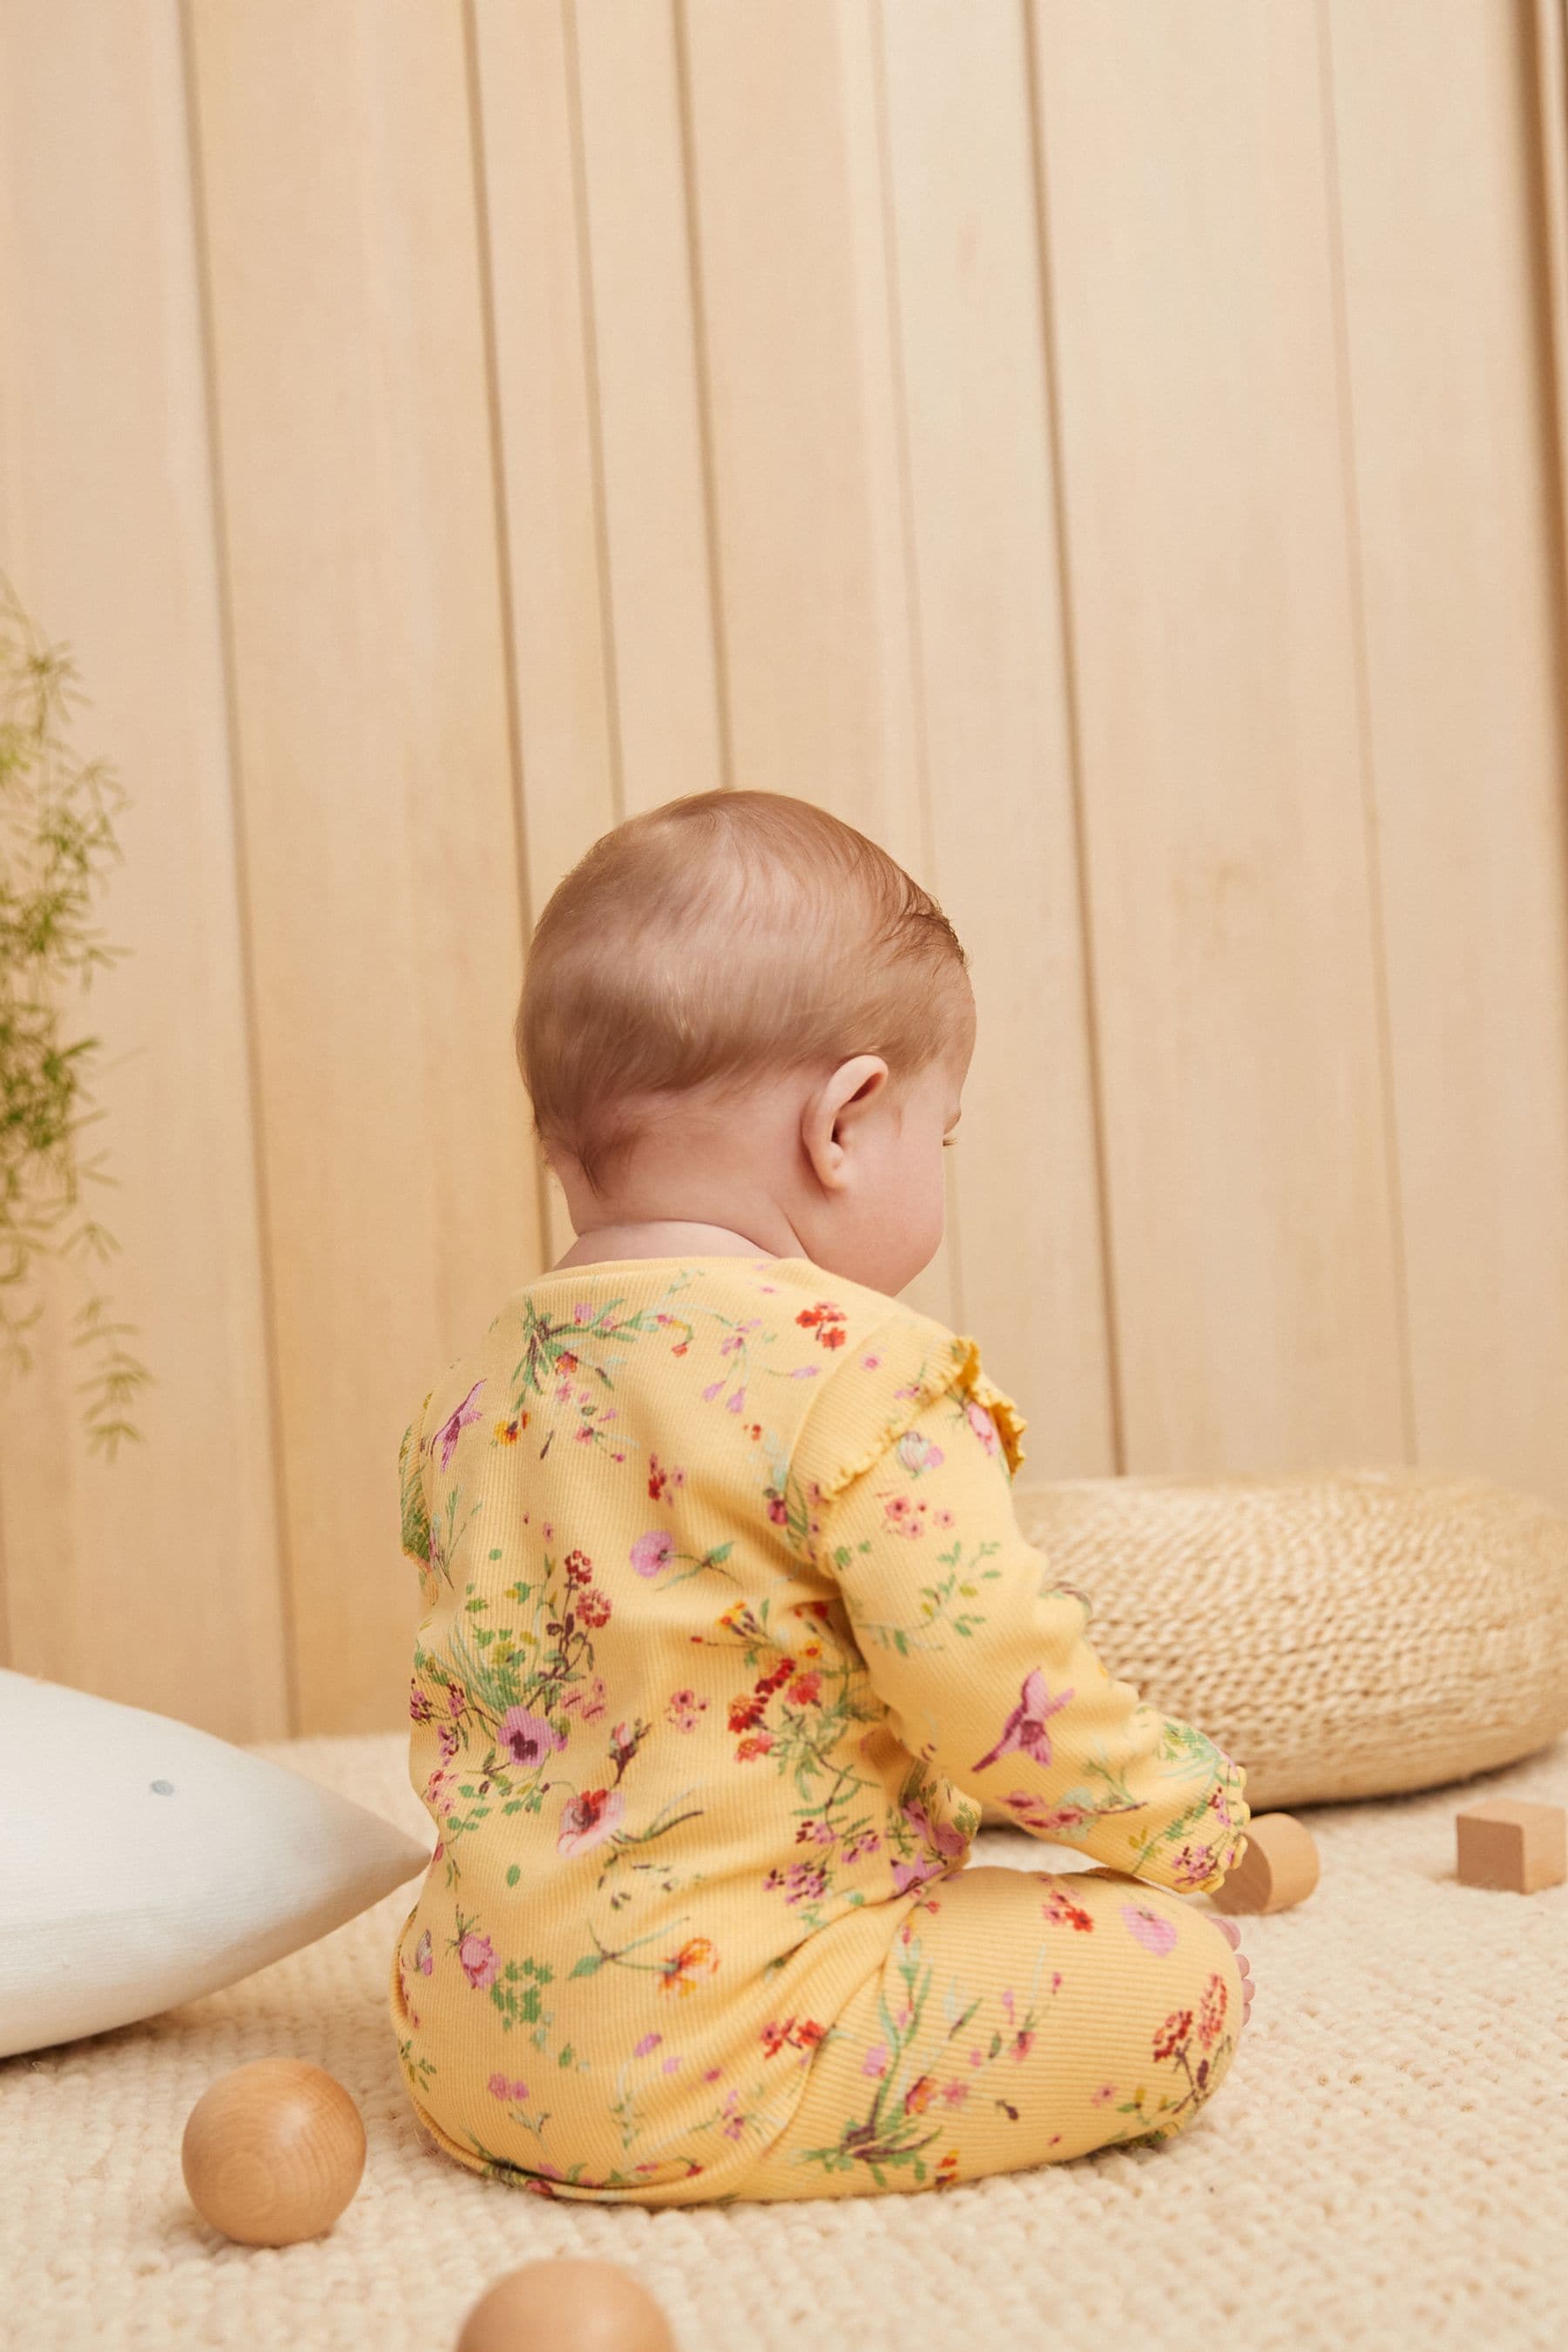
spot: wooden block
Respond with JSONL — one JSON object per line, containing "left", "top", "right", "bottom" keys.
{"left": 1455, "top": 1800, "right": 1567, "bottom": 1894}
{"left": 1210, "top": 1812, "right": 1320, "bottom": 1916}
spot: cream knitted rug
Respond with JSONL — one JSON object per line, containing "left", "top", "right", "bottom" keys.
{"left": 5, "top": 1734, "right": 1566, "bottom": 2352}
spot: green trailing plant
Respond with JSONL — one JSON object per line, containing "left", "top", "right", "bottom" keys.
{"left": 0, "top": 578, "right": 148, "bottom": 1454}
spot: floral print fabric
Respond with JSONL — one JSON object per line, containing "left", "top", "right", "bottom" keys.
{"left": 392, "top": 1257, "right": 1248, "bottom": 2203}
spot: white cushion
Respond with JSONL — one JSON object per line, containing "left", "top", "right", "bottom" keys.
{"left": 0, "top": 1672, "right": 429, "bottom": 2058}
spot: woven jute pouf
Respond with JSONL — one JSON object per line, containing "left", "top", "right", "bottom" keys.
{"left": 1011, "top": 1470, "right": 1568, "bottom": 1808}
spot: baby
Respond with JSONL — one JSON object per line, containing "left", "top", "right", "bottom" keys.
{"left": 393, "top": 790, "right": 1253, "bottom": 2204}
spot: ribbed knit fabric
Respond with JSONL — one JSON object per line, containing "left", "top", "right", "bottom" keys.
{"left": 394, "top": 1257, "right": 1247, "bottom": 2201}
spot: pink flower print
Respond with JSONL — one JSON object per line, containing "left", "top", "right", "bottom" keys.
{"left": 497, "top": 1707, "right": 565, "bottom": 1771}
{"left": 437, "top": 1724, "right": 458, "bottom": 1762}
{"left": 1090, "top": 2083, "right": 1115, "bottom": 2107}
{"left": 409, "top": 1683, "right": 434, "bottom": 1724}
{"left": 1010, "top": 2030, "right": 1036, "bottom": 2062}
{"left": 902, "top": 1800, "right": 967, "bottom": 1861}
{"left": 726, "top": 1388, "right": 747, "bottom": 1415}
{"left": 666, "top": 1687, "right": 708, "bottom": 1734}
{"left": 972, "top": 1668, "right": 1075, "bottom": 1774}
{"left": 892, "top": 1856, "right": 941, "bottom": 1896}
{"left": 701, "top": 1379, "right": 725, "bottom": 1403}
{"left": 1171, "top": 1841, "right": 1218, "bottom": 1889}
{"left": 1122, "top": 1902, "right": 1179, "bottom": 1958}
{"left": 663, "top": 2056, "right": 682, "bottom": 2075}
{"left": 414, "top": 1929, "right": 434, "bottom": 1977}
{"left": 634, "top": 2033, "right": 662, "bottom": 2058}
{"left": 572, "top": 1301, "right": 593, "bottom": 1324}
{"left": 965, "top": 1398, "right": 1001, "bottom": 1457}
{"left": 862, "top": 2044, "right": 889, "bottom": 2078}
{"left": 882, "top": 1490, "right": 928, "bottom": 1540}
{"left": 942, "top": 2080, "right": 970, "bottom": 2108}
{"left": 1198, "top": 1972, "right": 1228, "bottom": 2049}
{"left": 434, "top": 1381, "right": 485, "bottom": 1469}
{"left": 488, "top": 2072, "right": 510, "bottom": 2097}
{"left": 558, "top": 1786, "right": 625, "bottom": 1856}
{"left": 564, "top": 1675, "right": 606, "bottom": 1723}
{"left": 489, "top": 2072, "right": 530, "bottom": 2102}
{"left": 861, "top": 1353, "right": 882, "bottom": 1370}
{"left": 631, "top": 1530, "right": 674, "bottom": 1578}
{"left": 458, "top": 1931, "right": 499, "bottom": 1990}
{"left": 896, "top": 1431, "right": 945, "bottom": 1477}
{"left": 1005, "top": 1791, "right": 1091, "bottom": 1836}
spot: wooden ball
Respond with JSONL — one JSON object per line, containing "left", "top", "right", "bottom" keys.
{"left": 181, "top": 2058, "right": 366, "bottom": 2246}
{"left": 1211, "top": 1811, "right": 1321, "bottom": 1916}
{"left": 456, "top": 2261, "right": 675, "bottom": 2352}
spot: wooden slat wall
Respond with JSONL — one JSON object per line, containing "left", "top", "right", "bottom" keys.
{"left": 0, "top": 0, "right": 287, "bottom": 1738}
{"left": 1, "top": 0, "right": 1564, "bottom": 1736}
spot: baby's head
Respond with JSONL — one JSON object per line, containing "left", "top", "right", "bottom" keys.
{"left": 519, "top": 792, "right": 973, "bottom": 1294}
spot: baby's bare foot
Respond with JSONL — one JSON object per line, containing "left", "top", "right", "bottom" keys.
{"left": 1215, "top": 1916, "right": 1254, "bottom": 2028}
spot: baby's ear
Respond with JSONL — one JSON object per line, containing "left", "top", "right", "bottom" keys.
{"left": 802, "top": 1056, "right": 888, "bottom": 1189}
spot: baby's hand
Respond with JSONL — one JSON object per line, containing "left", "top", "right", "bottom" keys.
{"left": 1215, "top": 1916, "right": 1254, "bottom": 2028}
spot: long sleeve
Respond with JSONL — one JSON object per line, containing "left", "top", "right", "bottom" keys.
{"left": 815, "top": 1384, "right": 1248, "bottom": 1894}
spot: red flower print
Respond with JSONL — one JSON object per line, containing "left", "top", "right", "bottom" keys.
{"left": 760, "top": 2016, "right": 826, "bottom": 2059}
{"left": 647, "top": 1453, "right": 686, "bottom": 1502}
{"left": 735, "top": 1732, "right": 774, "bottom": 1761}
{"left": 1198, "top": 1972, "right": 1228, "bottom": 2049}
{"left": 904, "top": 2075, "right": 936, "bottom": 2115}
{"left": 1152, "top": 2008, "right": 1194, "bottom": 2063}
{"left": 457, "top": 1930, "right": 499, "bottom": 1990}
{"left": 564, "top": 1549, "right": 593, "bottom": 1586}
{"left": 795, "top": 1301, "right": 848, "bottom": 1348}
{"left": 1041, "top": 1886, "right": 1095, "bottom": 1932}
{"left": 576, "top": 1585, "right": 612, "bottom": 1629}
{"left": 787, "top": 1673, "right": 822, "bottom": 1707}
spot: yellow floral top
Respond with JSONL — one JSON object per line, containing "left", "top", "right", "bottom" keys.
{"left": 393, "top": 1257, "right": 1248, "bottom": 2199}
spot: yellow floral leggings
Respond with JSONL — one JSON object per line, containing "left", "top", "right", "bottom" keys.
{"left": 734, "top": 1866, "right": 1245, "bottom": 2198}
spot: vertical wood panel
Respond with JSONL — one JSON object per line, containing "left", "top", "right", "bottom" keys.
{"left": 470, "top": 0, "right": 618, "bottom": 908}
{"left": 876, "top": 0, "right": 1113, "bottom": 1464}
{"left": 0, "top": 0, "right": 287, "bottom": 1734}
{"left": 572, "top": 0, "right": 727, "bottom": 816}
{"left": 1326, "top": 0, "right": 1568, "bottom": 1506}
{"left": 186, "top": 0, "right": 540, "bottom": 1732}
{"left": 679, "top": 0, "right": 924, "bottom": 865}
{"left": 1031, "top": 0, "right": 1409, "bottom": 1472}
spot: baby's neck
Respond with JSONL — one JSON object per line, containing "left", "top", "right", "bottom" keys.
{"left": 552, "top": 1217, "right": 794, "bottom": 1271}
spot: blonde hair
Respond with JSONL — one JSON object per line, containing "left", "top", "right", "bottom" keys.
{"left": 518, "top": 791, "right": 969, "bottom": 1188}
